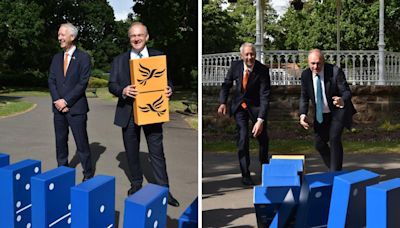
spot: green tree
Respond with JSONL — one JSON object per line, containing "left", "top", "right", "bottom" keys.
{"left": 132, "top": 0, "right": 198, "bottom": 88}
{"left": 202, "top": 0, "right": 238, "bottom": 53}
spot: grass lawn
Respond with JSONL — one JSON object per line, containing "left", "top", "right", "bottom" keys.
{"left": 0, "top": 98, "right": 34, "bottom": 117}
{"left": 203, "top": 139, "right": 400, "bottom": 154}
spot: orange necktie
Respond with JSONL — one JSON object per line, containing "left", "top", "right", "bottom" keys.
{"left": 64, "top": 53, "right": 69, "bottom": 76}
{"left": 241, "top": 69, "right": 249, "bottom": 109}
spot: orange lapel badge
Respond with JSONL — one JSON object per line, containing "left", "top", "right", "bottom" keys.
{"left": 130, "top": 55, "right": 170, "bottom": 125}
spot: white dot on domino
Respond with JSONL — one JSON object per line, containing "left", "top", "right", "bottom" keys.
{"left": 154, "top": 220, "right": 158, "bottom": 228}
{"left": 25, "top": 184, "right": 30, "bottom": 190}
{"left": 16, "top": 173, "right": 21, "bottom": 180}
{"left": 16, "top": 201, "right": 21, "bottom": 208}
{"left": 26, "top": 223, "right": 31, "bottom": 228}
{"left": 162, "top": 197, "right": 167, "bottom": 205}
{"left": 49, "top": 183, "right": 55, "bottom": 191}
{"left": 16, "top": 215, "right": 21, "bottom": 222}
{"left": 315, "top": 192, "right": 322, "bottom": 198}
{"left": 34, "top": 167, "right": 39, "bottom": 173}
{"left": 68, "top": 204, "right": 71, "bottom": 210}
{"left": 147, "top": 209, "right": 152, "bottom": 218}
{"left": 100, "top": 205, "right": 105, "bottom": 213}
{"left": 68, "top": 217, "right": 71, "bottom": 224}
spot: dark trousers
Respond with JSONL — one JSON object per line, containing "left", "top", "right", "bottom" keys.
{"left": 314, "top": 113, "right": 345, "bottom": 171}
{"left": 53, "top": 112, "right": 93, "bottom": 178}
{"left": 122, "top": 116, "right": 169, "bottom": 187}
{"left": 234, "top": 107, "right": 269, "bottom": 177}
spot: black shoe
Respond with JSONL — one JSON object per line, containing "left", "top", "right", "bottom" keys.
{"left": 127, "top": 184, "right": 142, "bottom": 196}
{"left": 241, "top": 176, "right": 255, "bottom": 186}
{"left": 82, "top": 176, "right": 93, "bottom": 182}
{"left": 168, "top": 192, "right": 180, "bottom": 207}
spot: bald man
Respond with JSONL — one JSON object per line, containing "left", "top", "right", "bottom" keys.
{"left": 299, "top": 49, "right": 356, "bottom": 171}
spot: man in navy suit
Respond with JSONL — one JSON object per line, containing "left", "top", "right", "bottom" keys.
{"left": 218, "top": 43, "right": 271, "bottom": 186}
{"left": 48, "top": 23, "right": 94, "bottom": 181}
{"left": 108, "top": 22, "right": 179, "bottom": 207}
{"left": 299, "top": 49, "right": 356, "bottom": 171}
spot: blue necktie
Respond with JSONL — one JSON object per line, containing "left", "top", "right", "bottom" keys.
{"left": 316, "top": 75, "right": 323, "bottom": 123}
{"left": 138, "top": 52, "right": 143, "bottom": 58}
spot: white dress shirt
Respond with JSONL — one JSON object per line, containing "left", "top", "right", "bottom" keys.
{"left": 313, "top": 69, "right": 330, "bottom": 114}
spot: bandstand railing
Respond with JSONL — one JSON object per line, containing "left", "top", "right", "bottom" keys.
{"left": 202, "top": 50, "right": 400, "bottom": 86}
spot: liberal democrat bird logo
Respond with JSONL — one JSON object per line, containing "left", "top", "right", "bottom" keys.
{"left": 139, "top": 95, "right": 167, "bottom": 116}
{"left": 137, "top": 63, "right": 165, "bottom": 86}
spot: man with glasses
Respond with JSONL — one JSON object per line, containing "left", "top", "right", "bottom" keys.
{"left": 299, "top": 49, "right": 356, "bottom": 171}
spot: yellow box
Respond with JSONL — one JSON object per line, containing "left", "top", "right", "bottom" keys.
{"left": 130, "top": 55, "right": 169, "bottom": 125}
{"left": 133, "top": 91, "right": 169, "bottom": 125}
{"left": 130, "top": 55, "right": 167, "bottom": 92}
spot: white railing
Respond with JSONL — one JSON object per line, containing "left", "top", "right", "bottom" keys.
{"left": 202, "top": 50, "right": 400, "bottom": 86}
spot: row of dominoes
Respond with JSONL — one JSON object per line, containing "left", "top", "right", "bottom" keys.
{"left": 0, "top": 153, "right": 198, "bottom": 228}
{"left": 253, "top": 155, "right": 400, "bottom": 228}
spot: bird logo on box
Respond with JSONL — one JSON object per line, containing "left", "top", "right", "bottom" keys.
{"left": 139, "top": 95, "right": 167, "bottom": 116}
{"left": 137, "top": 63, "right": 165, "bottom": 86}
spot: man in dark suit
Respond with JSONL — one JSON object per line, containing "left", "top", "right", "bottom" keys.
{"left": 218, "top": 42, "right": 271, "bottom": 186}
{"left": 299, "top": 49, "right": 356, "bottom": 171}
{"left": 48, "top": 23, "right": 94, "bottom": 181}
{"left": 108, "top": 22, "right": 179, "bottom": 207}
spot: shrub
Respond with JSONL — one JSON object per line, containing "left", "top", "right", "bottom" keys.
{"left": 88, "top": 77, "right": 108, "bottom": 88}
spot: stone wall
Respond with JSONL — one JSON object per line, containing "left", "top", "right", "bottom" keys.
{"left": 203, "top": 86, "right": 400, "bottom": 124}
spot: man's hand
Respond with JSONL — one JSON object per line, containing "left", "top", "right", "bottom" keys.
{"left": 61, "top": 107, "right": 70, "bottom": 113}
{"left": 123, "top": 85, "right": 138, "bottom": 98}
{"left": 252, "top": 120, "right": 264, "bottom": 138}
{"left": 332, "top": 96, "right": 344, "bottom": 108}
{"left": 165, "top": 86, "right": 173, "bottom": 98}
{"left": 217, "top": 104, "right": 227, "bottom": 116}
{"left": 53, "top": 99, "right": 67, "bottom": 112}
{"left": 300, "top": 115, "right": 310, "bottom": 130}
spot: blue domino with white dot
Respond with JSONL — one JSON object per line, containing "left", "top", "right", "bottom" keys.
{"left": 0, "top": 153, "right": 10, "bottom": 167}
{"left": 0, "top": 159, "right": 41, "bottom": 228}
{"left": 71, "top": 175, "right": 115, "bottom": 228}
{"left": 366, "top": 178, "right": 400, "bottom": 228}
{"left": 31, "top": 166, "right": 75, "bottom": 228}
{"left": 328, "top": 169, "right": 380, "bottom": 228}
{"left": 178, "top": 197, "right": 198, "bottom": 228}
{"left": 294, "top": 171, "right": 347, "bottom": 228}
{"left": 123, "top": 183, "right": 168, "bottom": 228}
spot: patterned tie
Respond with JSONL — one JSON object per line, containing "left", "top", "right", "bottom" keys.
{"left": 241, "top": 69, "right": 249, "bottom": 109}
{"left": 63, "top": 53, "right": 69, "bottom": 76}
{"left": 138, "top": 52, "right": 143, "bottom": 58}
{"left": 316, "top": 74, "right": 323, "bottom": 123}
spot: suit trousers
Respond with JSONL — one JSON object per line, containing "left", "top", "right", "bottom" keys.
{"left": 122, "top": 116, "right": 169, "bottom": 187}
{"left": 314, "top": 113, "right": 345, "bottom": 171}
{"left": 53, "top": 112, "right": 93, "bottom": 178}
{"left": 234, "top": 107, "right": 269, "bottom": 177}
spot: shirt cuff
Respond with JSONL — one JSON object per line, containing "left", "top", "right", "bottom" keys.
{"left": 257, "top": 118, "right": 264, "bottom": 123}
{"left": 300, "top": 114, "right": 307, "bottom": 119}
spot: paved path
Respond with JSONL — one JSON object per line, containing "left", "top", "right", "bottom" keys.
{"left": 203, "top": 151, "right": 400, "bottom": 227}
{"left": 0, "top": 96, "right": 198, "bottom": 227}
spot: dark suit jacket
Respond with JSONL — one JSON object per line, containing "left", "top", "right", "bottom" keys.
{"left": 299, "top": 63, "right": 357, "bottom": 129}
{"left": 108, "top": 48, "right": 172, "bottom": 128}
{"left": 48, "top": 48, "right": 91, "bottom": 115}
{"left": 219, "top": 60, "right": 271, "bottom": 121}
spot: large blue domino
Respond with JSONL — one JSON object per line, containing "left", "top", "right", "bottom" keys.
{"left": 269, "top": 159, "right": 304, "bottom": 175}
{"left": 123, "top": 183, "right": 169, "bottom": 228}
{"left": 178, "top": 198, "right": 198, "bottom": 228}
{"left": 71, "top": 175, "right": 115, "bottom": 228}
{"left": 366, "top": 178, "right": 400, "bottom": 228}
{"left": 261, "top": 163, "right": 299, "bottom": 187}
{"left": 31, "top": 166, "right": 75, "bottom": 228}
{"left": 328, "top": 169, "right": 380, "bottom": 228}
{"left": 0, "top": 153, "right": 10, "bottom": 167}
{"left": 295, "top": 171, "right": 347, "bottom": 228}
{"left": 269, "top": 188, "right": 297, "bottom": 228}
{"left": 254, "top": 184, "right": 300, "bottom": 226}
{"left": 0, "top": 159, "right": 41, "bottom": 228}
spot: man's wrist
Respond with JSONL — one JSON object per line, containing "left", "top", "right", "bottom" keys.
{"left": 257, "top": 118, "right": 264, "bottom": 123}
{"left": 300, "top": 114, "right": 307, "bottom": 120}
